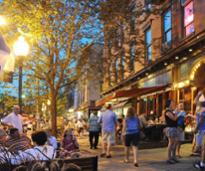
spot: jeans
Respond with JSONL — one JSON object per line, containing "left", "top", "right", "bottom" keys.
{"left": 89, "top": 131, "right": 99, "bottom": 148}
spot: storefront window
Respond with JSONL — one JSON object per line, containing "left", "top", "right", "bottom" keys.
{"left": 184, "top": 1, "right": 194, "bottom": 36}
{"left": 178, "top": 87, "right": 191, "bottom": 112}
{"left": 140, "top": 98, "right": 147, "bottom": 114}
{"left": 145, "top": 27, "right": 152, "bottom": 62}
{"left": 163, "top": 9, "right": 172, "bottom": 44}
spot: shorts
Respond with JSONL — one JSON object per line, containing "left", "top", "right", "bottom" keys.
{"left": 125, "top": 133, "right": 140, "bottom": 147}
{"left": 102, "top": 131, "right": 115, "bottom": 145}
{"left": 196, "top": 130, "right": 205, "bottom": 146}
{"left": 165, "top": 127, "right": 178, "bottom": 138}
{"left": 177, "top": 127, "right": 185, "bottom": 142}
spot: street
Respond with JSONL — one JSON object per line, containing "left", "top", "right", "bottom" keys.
{"left": 79, "top": 136, "right": 199, "bottom": 171}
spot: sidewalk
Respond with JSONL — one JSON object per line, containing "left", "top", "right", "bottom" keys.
{"left": 78, "top": 136, "right": 199, "bottom": 171}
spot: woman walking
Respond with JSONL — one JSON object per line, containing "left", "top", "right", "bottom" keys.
{"left": 122, "top": 107, "right": 140, "bottom": 167}
{"left": 164, "top": 100, "right": 179, "bottom": 164}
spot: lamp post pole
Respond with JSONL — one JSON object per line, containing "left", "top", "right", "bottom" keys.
{"left": 13, "top": 36, "right": 29, "bottom": 114}
{"left": 18, "top": 60, "right": 23, "bottom": 113}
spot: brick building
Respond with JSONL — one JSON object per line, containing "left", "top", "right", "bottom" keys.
{"left": 97, "top": 0, "right": 205, "bottom": 117}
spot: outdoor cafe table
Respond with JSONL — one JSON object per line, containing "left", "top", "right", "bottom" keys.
{"left": 143, "top": 124, "right": 166, "bottom": 141}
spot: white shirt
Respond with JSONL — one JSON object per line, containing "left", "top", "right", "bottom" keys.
{"left": 20, "top": 145, "right": 55, "bottom": 161}
{"left": 11, "top": 145, "right": 56, "bottom": 165}
{"left": 1, "top": 112, "right": 23, "bottom": 133}
{"left": 48, "top": 136, "right": 58, "bottom": 149}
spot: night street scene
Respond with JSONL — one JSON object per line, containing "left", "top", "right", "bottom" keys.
{"left": 0, "top": 0, "right": 205, "bottom": 171}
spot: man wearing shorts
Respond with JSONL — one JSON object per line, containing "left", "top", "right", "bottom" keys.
{"left": 98, "top": 104, "right": 117, "bottom": 158}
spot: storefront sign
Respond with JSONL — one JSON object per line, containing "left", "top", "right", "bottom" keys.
{"left": 139, "top": 71, "right": 172, "bottom": 88}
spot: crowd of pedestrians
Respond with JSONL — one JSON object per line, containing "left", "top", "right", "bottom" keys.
{"left": 0, "top": 63, "right": 205, "bottom": 170}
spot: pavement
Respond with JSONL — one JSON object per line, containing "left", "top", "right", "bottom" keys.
{"left": 78, "top": 135, "right": 200, "bottom": 171}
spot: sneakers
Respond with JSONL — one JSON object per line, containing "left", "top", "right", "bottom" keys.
{"left": 194, "top": 162, "right": 205, "bottom": 170}
{"left": 134, "top": 163, "right": 139, "bottom": 167}
{"left": 166, "top": 159, "right": 176, "bottom": 164}
{"left": 123, "top": 159, "right": 129, "bottom": 163}
{"left": 172, "top": 158, "right": 180, "bottom": 163}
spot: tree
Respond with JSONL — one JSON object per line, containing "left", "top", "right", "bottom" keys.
{"left": 99, "top": 0, "right": 161, "bottom": 89}
{"left": 1, "top": 0, "right": 102, "bottom": 135}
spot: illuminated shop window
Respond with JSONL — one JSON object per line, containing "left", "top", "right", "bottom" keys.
{"left": 184, "top": 1, "right": 194, "bottom": 36}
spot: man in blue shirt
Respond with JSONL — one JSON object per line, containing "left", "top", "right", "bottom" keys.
{"left": 98, "top": 104, "right": 117, "bottom": 158}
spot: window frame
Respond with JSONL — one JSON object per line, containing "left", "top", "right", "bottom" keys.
{"left": 162, "top": 8, "right": 172, "bottom": 45}
{"left": 182, "top": 0, "right": 195, "bottom": 37}
{"left": 121, "top": 52, "right": 125, "bottom": 79}
{"left": 145, "top": 27, "right": 152, "bottom": 62}
{"left": 115, "top": 58, "right": 119, "bottom": 81}
{"left": 130, "top": 41, "right": 136, "bottom": 71}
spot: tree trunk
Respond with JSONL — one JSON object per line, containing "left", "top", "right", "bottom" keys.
{"left": 50, "top": 91, "right": 57, "bottom": 136}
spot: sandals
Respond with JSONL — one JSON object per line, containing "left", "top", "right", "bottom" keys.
{"left": 123, "top": 159, "right": 129, "bottom": 163}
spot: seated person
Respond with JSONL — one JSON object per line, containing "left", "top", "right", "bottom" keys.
{"left": 47, "top": 129, "right": 58, "bottom": 150}
{"left": 5, "top": 128, "right": 31, "bottom": 153}
{"left": 62, "top": 163, "right": 82, "bottom": 171}
{"left": 0, "top": 128, "right": 7, "bottom": 146}
{"left": 62, "top": 128, "right": 79, "bottom": 152}
{"left": 138, "top": 113, "right": 148, "bottom": 129}
{"left": 147, "top": 110, "right": 158, "bottom": 124}
{"left": 15, "top": 131, "right": 56, "bottom": 163}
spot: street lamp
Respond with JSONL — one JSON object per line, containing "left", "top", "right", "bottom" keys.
{"left": 13, "top": 36, "right": 29, "bottom": 113}
{"left": 0, "top": 16, "right": 6, "bottom": 26}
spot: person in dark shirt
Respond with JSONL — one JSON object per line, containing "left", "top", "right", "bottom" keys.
{"left": 164, "top": 100, "right": 178, "bottom": 164}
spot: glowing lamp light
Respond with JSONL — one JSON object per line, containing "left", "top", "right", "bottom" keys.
{"left": 178, "top": 82, "right": 185, "bottom": 88}
{"left": 47, "top": 100, "right": 51, "bottom": 105}
{"left": 68, "top": 108, "right": 74, "bottom": 113}
{"left": 0, "top": 16, "right": 6, "bottom": 26}
{"left": 13, "top": 36, "right": 29, "bottom": 57}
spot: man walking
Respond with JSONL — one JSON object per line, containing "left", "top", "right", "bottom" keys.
{"left": 1, "top": 105, "right": 23, "bottom": 133}
{"left": 98, "top": 104, "right": 117, "bottom": 158}
{"left": 88, "top": 112, "right": 100, "bottom": 149}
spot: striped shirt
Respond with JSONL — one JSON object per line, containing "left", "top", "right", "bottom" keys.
{"left": 5, "top": 135, "right": 31, "bottom": 153}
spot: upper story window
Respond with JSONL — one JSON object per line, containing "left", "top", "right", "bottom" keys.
{"left": 145, "top": 27, "right": 152, "bottom": 61}
{"left": 130, "top": 42, "right": 136, "bottom": 71}
{"left": 184, "top": 1, "right": 194, "bottom": 36}
{"left": 121, "top": 52, "right": 125, "bottom": 79}
{"left": 163, "top": 9, "right": 172, "bottom": 45}
{"left": 130, "top": 11, "right": 136, "bottom": 32}
{"left": 115, "top": 58, "right": 119, "bottom": 80}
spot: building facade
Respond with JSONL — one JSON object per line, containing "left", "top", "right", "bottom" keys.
{"left": 67, "top": 43, "right": 103, "bottom": 117}
{"left": 98, "top": 0, "right": 205, "bottom": 117}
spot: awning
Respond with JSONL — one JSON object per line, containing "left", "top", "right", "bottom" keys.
{"left": 96, "top": 85, "right": 168, "bottom": 107}
{"left": 96, "top": 94, "right": 114, "bottom": 107}
{"left": 115, "top": 85, "right": 168, "bottom": 98}
{"left": 112, "top": 101, "right": 128, "bottom": 109}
